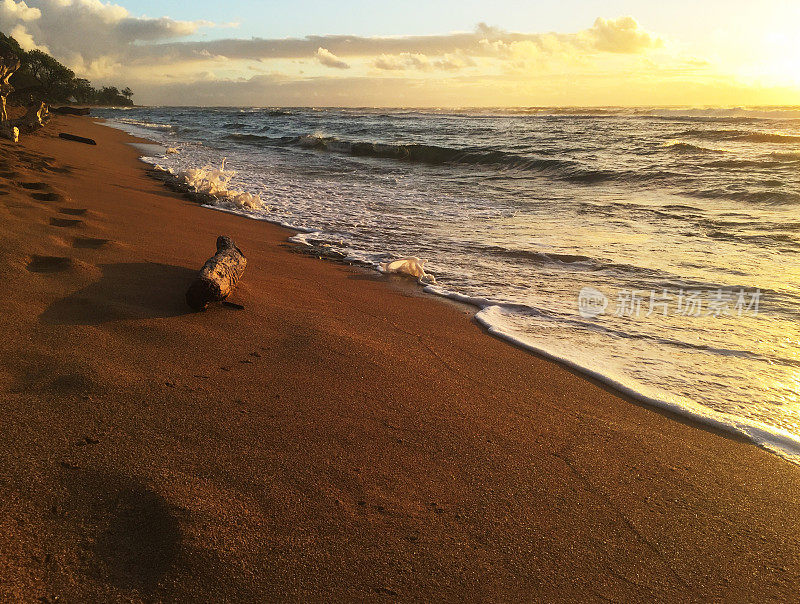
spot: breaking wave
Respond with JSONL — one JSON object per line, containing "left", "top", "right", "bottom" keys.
{"left": 688, "top": 188, "right": 800, "bottom": 205}
{"left": 679, "top": 129, "right": 800, "bottom": 144}
{"left": 224, "top": 132, "right": 681, "bottom": 184}
{"left": 153, "top": 160, "right": 264, "bottom": 211}
{"left": 664, "top": 141, "right": 727, "bottom": 154}
{"left": 98, "top": 105, "right": 800, "bottom": 466}
{"left": 648, "top": 107, "right": 800, "bottom": 120}
{"left": 114, "top": 117, "right": 175, "bottom": 132}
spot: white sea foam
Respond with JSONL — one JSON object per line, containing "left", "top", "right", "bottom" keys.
{"left": 179, "top": 159, "right": 264, "bottom": 210}
{"left": 98, "top": 108, "right": 800, "bottom": 467}
{"left": 379, "top": 257, "right": 436, "bottom": 284}
{"left": 288, "top": 231, "right": 324, "bottom": 246}
{"left": 297, "top": 131, "right": 327, "bottom": 147}
{"left": 116, "top": 117, "right": 174, "bottom": 130}
{"left": 140, "top": 142, "right": 800, "bottom": 465}
{"left": 422, "top": 286, "right": 800, "bottom": 465}
{"left": 143, "top": 156, "right": 264, "bottom": 211}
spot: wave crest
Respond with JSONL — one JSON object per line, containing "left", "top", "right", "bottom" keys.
{"left": 152, "top": 160, "right": 264, "bottom": 210}
{"left": 665, "top": 141, "right": 727, "bottom": 154}
{"left": 679, "top": 129, "right": 800, "bottom": 144}
{"left": 224, "top": 132, "right": 678, "bottom": 184}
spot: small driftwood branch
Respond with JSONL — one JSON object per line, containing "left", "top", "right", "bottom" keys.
{"left": 186, "top": 236, "right": 247, "bottom": 311}
{"left": 59, "top": 133, "right": 96, "bottom": 145}
{"left": 51, "top": 106, "right": 91, "bottom": 116}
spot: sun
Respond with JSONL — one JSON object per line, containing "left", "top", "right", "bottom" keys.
{"left": 724, "top": 10, "right": 800, "bottom": 92}
{"left": 761, "top": 32, "right": 800, "bottom": 87}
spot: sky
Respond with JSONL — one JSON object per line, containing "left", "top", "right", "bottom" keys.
{"left": 1, "top": 0, "right": 800, "bottom": 106}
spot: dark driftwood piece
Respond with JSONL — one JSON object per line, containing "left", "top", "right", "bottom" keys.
{"left": 59, "top": 132, "right": 96, "bottom": 145}
{"left": 52, "top": 106, "right": 91, "bottom": 116}
{"left": 186, "top": 236, "right": 247, "bottom": 311}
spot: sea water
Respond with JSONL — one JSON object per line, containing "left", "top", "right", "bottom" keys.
{"left": 97, "top": 106, "right": 800, "bottom": 462}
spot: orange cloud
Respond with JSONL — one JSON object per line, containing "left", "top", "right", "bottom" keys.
{"left": 587, "top": 16, "right": 662, "bottom": 53}
{"left": 315, "top": 47, "right": 350, "bottom": 69}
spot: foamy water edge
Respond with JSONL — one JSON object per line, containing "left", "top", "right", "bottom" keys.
{"left": 106, "top": 117, "right": 800, "bottom": 466}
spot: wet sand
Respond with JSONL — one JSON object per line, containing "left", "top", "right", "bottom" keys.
{"left": 1, "top": 114, "right": 799, "bottom": 601}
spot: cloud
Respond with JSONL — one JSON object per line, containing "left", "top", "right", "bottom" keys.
{"left": 0, "top": 5, "right": 660, "bottom": 75}
{"left": 123, "top": 68, "right": 785, "bottom": 108}
{"left": 128, "top": 73, "right": 478, "bottom": 106}
{"left": 0, "top": 0, "right": 39, "bottom": 22}
{"left": 128, "top": 30, "right": 500, "bottom": 65}
{"left": 315, "top": 47, "right": 349, "bottom": 69}
{"left": 0, "top": 0, "right": 217, "bottom": 75}
{"left": 9, "top": 23, "right": 46, "bottom": 51}
{"left": 115, "top": 18, "right": 660, "bottom": 68}
{"left": 0, "top": 4, "right": 680, "bottom": 104}
{"left": 373, "top": 51, "right": 476, "bottom": 72}
{"left": 116, "top": 16, "right": 206, "bottom": 42}
{"left": 373, "top": 52, "right": 431, "bottom": 71}
{"left": 587, "top": 16, "right": 662, "bottom": 53}
{"left": 434, "top": 52, "right": 476, "bottom": 71}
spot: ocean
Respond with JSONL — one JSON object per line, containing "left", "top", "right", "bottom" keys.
{"left": 97, "top": 106, "right": 800, "bottom": 463}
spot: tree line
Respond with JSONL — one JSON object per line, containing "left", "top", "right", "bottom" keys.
{"left": 0, "top": 32, "right": 133, "bottom": 106}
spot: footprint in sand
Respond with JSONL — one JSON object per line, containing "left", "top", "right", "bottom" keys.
{"left": 19, "top": 182, "right": 50, "bottom": 191}
{"left": 2, "top": 201, "right": 33, "bottom": 210}
{"left": 31, "top": 192, "right": 63, "bottom": 202}
{"left": 37, "top": 158, "right": 71, "bottom": 174}
{"left": 59, "top": 208, "right": 88, "bottom": 216}
{"left": 73, "top": 237, "right": 109, "bottom": 249}
{"left": 27, "top": 255, "right": 73, "bottom": 273}
{"left": 50, "top": 217, "right": 83, "bottom": 228}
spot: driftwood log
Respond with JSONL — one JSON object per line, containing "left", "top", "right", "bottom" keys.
{"left": 52, "top": 106, "right": 91, "bottom": 116}
{"left": 59, "top": 132, "right": 96, "bottom": 145}
{"left": 186, "top": 236, "right": 247, "bottom": 311}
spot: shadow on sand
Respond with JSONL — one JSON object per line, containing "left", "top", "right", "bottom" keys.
{"left": 40, "top": 262, "right": 196, "bottom": 325}
{"left": 59, "top": 469, "right": 183, "bottom": 595}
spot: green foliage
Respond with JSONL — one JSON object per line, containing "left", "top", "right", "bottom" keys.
{"left": 0, "top": 31, "right": 23, "bottom": 58}
{"left": 0, "top": 31, "right": 134, "bottom": 106}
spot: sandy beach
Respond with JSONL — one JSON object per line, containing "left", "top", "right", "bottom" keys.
{"left": 1, "top": 114, "right": 799, "bottom": 601}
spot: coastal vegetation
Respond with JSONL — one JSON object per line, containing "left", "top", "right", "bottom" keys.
{"left": 0, "top": 31, "right": 133, "bottom": 106}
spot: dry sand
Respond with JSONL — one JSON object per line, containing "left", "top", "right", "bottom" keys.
{"left": 0, "top": 114, "right": 799, "bottom": 601}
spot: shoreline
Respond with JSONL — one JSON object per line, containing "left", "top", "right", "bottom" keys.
{"left": 2, "top": 114, "right": 800, "bottom": 600}
{"left": 111, "top": 116, "right": 800, "bottom": 465}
